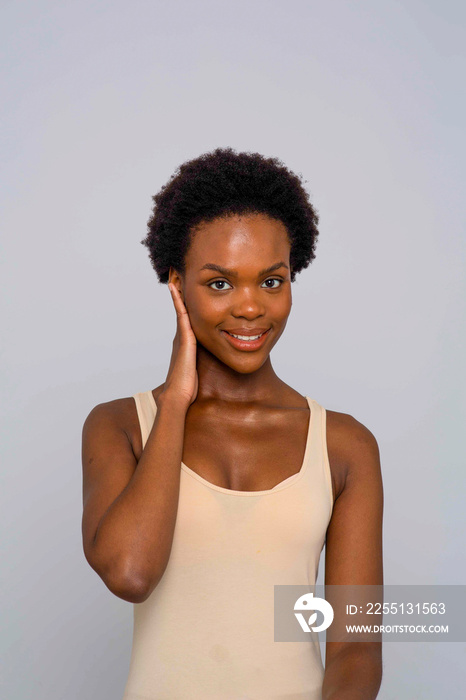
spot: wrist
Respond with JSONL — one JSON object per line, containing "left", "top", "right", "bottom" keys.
{"left": 157, "top": 389, "right": 191, "bottom": 413}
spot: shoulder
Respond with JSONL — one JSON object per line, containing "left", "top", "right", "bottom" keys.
{"left": 83, "top": 396, "right": 136, "bottom": 430}
{"left": 83, "top": 383, "right": 165, "bottom": 424}
{"left": 325, "top": 406, "right": 381, "bottom": 500}
{"left": 82, "top": 384, "right": 166, "bottom": 456}
{"left": 82, "top": 396, "right": 140, "bottom": 456}
{"left": 326, "top": 408, "right": 380, "bottom": 459}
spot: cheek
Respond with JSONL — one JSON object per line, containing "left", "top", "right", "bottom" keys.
{"left": 272, "top": 288, "right": 292, "bottom": 320}
{"left": 184, "top": 291, "right": 225, "bottom": 331}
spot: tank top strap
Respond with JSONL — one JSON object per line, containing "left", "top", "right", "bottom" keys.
{"left": 132, "top": 391, "right": 157, "bottom": 447}
{"left": 306, "top": 398, "right": 333, "bottom": 515}
{"left": 307, "top": 398, "right": 325, "bottom": 466}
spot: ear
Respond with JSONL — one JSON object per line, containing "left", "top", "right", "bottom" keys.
{"left": 168, "top": 267, "right": 185, "bottom": 302}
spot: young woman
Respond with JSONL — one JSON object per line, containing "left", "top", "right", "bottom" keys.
{"left": 81, "top": 147, "right": 384, "bottom": 700}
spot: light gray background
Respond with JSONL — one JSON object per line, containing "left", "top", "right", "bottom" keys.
{"left": 1, "top": 1, "right": 464, "bottom": 698}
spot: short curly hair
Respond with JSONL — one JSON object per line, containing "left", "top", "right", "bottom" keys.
{"left": 141, "top": 147, "right": 320, "bottom": 284}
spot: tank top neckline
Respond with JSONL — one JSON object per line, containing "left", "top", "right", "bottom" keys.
{"left": 146, "top": 390, "right": 315, "bottom": 497}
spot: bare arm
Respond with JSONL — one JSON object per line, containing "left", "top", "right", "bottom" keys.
{"left": 81, "top": 280, "right": 198, "bottom": 603}
{"left": 322, "top": 415, "right": 384, "bottom": 700}
{"left": 82, "top": 393, "right": 189, "bottom": 603}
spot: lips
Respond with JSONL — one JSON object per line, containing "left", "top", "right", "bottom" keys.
{"left": 221, "top": 328, "right": 271, "bottom": 352}
{"left": 222, "top": 328, "right": 270, "bottom": 335}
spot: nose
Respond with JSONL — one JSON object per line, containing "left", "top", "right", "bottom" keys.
{"left": 230, "top": 287, "right": 266, "bottom": 320}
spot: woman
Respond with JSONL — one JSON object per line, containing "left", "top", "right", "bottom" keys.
{"left": 81, "top": 147, "right": 384, "bottom": 699}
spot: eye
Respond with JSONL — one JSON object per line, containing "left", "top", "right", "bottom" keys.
{"left": 261, "top": 278, "right": 282, "bottom": 289}
{"left": 208, "top": 279, "right": 233, "bottom": 291}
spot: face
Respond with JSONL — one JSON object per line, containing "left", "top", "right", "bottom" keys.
{"left": 169, "top": 213, "right": 293, "bottom": 374}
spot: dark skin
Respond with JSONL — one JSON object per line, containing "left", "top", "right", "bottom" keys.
{"left": 82, "top": 213, "right": 383, "bottom": 699}
{"left": 167, "top": 213, "right": 314, "bottom": 491}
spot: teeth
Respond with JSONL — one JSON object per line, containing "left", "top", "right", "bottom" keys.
{"left": 229, "top": 332, "right": 263, "bottom": 341}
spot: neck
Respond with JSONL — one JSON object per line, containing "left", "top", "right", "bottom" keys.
{"left": 194, "top": 344, "right": 284, "bottom": 403}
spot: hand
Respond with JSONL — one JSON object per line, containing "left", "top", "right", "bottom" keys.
{"left": 162, "top": 283, "right": 198, "bottom": 408}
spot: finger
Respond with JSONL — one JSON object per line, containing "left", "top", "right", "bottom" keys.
{"left": 168, "top": 282, "right": 185, "bottom": 309}
{"left": 168, "top": 284, "right": 195, "bottom": 338}
{"left": 168, "top": 283, "right": 188, "bottom": 318}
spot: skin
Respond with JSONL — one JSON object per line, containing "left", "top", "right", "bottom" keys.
{"left": 81, "top": 212, "right": 384, "bottom": 699}
{"left": 166, "top": 213, "right": 314, "bottom": 491}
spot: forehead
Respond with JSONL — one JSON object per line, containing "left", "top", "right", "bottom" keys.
{"left": 185, "top": 214, "right": 291, "bottom": 270}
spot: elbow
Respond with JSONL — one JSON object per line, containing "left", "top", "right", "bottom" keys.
{"left": 105, "top": 559, "right": 160, "bottom": 603}
{"left": 113, "top": 558, "right": 163, "bottom": 603}
{"left": 105, "top": 581, "right": 150, "bottom": 603}
{"left": 107, "top": 572, "right": 152, "bottom": 604}
{"left": 84, "top": 549, "right": 157, "bottom": 604}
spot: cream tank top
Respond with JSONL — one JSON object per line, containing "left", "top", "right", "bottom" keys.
{"left": 122, "top": 390, "right": 334, "bottom": 700}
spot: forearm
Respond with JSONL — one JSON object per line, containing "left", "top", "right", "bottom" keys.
{"left": 322, "top": 644, "right": 382, "bottom": 700}
{"left": 91, "top": 393, "right": 188, "bottom": 598}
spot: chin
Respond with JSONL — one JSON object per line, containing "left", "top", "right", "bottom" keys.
{"left": 229, "top": 361, "right": 265, "bottom": 375}
{"left": 222, "top": 352, "right": 269, "bottom": 374}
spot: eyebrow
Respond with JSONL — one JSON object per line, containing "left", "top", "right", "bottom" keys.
{"left": 199, "top": 261, "right": 289, "bottom": 277}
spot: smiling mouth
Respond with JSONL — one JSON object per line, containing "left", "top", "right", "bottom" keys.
{"left": 220, "top": 328, "right": 271, "bottom": 350}
{"left": 225, "top": 331, "right": 267, "bottom": 341}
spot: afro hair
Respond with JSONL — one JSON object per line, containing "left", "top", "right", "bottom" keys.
{"left": 141, "top": 147, "right": 320, "bottom": 284}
